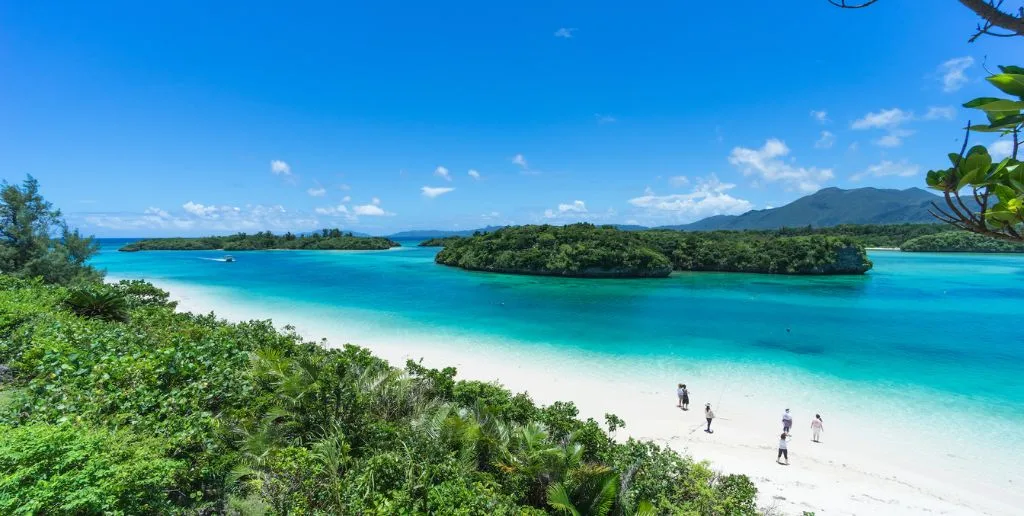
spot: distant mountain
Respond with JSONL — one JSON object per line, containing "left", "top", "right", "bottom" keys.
{"left": 661, "top": 187, "right": 949, "bottom": 231}
{"left": 389, "top": 226, "right": 505, "bottom": 239}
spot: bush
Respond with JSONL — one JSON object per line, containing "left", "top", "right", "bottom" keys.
{"left": 0, "top": 423, "right": 183, "bottom": 514}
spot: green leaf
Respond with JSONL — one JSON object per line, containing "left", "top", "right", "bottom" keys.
{"left": 998, "top": 66, "right": 1024, "bottom": 75}
{"left": 963, "top": 97, "right": 1005, "bottom": 108}
{"left": 993, "top": 184, "right": 1018, "bottom": 204}
{"left": 972, "top": 99, "right": 1024, "bottom": 113}
{"left": 926, "top": 169, "right": 951, "bottom": 189}
{"left": 947, "top": 153, "right": 962, "bottom": 167}
{"left": 968, "top": 124, "right": 1012, "bottom": 133}
{"left": 987, "top": 114, "right": 1024, "bottom": 128}
{"left": 987, "top": 74, "right": 1024, "bottom": 98}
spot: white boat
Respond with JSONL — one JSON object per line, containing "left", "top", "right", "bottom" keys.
{"left": 223, "top": 255, "right": 235, "bottom": 262}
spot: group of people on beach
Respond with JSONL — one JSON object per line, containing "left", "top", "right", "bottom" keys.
{"left": 676, "top": 383, "right": 825, "bottom": 465}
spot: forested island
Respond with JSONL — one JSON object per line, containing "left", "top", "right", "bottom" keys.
{"left": 901, "top": 231, "right": 1024, "bottom": 253}
{"left": 418, "top": 235, "right": 465, "bottom": 247}
{"left": 119, "top": 229, "right": 400, "bottom": 252}
{"left": 435, "top": 224, "right": 872, "bottom": 277}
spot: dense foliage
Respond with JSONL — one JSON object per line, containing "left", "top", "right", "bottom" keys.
{"left": 119, "top": 229, "right": 400, "bottom": 252}
{"left": 0, "top": 176, "right": 102, "bottom": 285}
{"left": 901, "top": 231, "right": 1024, "bottom": 253}
{"left": 436, "top": 224, "right": 872, "bottom": 277}
{"left": 925, "top": 64, "right": 1023, "bottom": 242}
{"left": 766, "top": 223, "right": 949, "bottom": 248}
{"left": 436, "top": 224, "right": 674, "bottom": 278}
{"left": 0, "top": 276, "right": 759, "bottom": 514}
{"left": 419, "top": 236, "right": 465, "bottom": 247}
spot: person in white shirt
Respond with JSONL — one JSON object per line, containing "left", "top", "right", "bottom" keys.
{"left": 782, "top": 408, "right": 793, "bottom": 433}
{"left": 811, "top": 414, "right": 824, "bottom": 442}
{"left": 676, "top": 383, "right": 690, "bottom": 410}
{"left": 777, "top": 432, "right": 791, "bottom": 465}
{"left": 704, "top": 403, "right": 715, "bottom": 433}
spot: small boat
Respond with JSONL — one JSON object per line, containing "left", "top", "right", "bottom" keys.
{"left": 223, "top": 255, "right": 235, "bottom": 262}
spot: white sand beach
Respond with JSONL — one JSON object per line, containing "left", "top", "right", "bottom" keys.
{"left": 143, "top": 278, "right": 1022, "bottom": 516}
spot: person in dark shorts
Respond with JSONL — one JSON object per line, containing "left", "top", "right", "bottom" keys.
{"left": 677, "top": 383, "right": 690, "bottom": 410}
{"left": 704, "top": 403, "right": 715, "bottom": 433}
{"left": 777, "top": 432, "right": 791, "bottom": 465}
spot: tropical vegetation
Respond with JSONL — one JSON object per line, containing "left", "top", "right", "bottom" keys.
{"left": 419, "top": 236, "right": 465, "bottom": 247}
{"left": 0, "top": 176, "right": 103, "bottom": 285}
{"left": 119, "top": 230, "right": 400, "bottom": 252}
{"left": 436, "top": 224, "right": 872, "bottom": 277}
{"left": 924, "top": 64, "right": 1023, "bottom": 242}
{"left": 901, "top": 231, "right": 1024, "bottom": 253}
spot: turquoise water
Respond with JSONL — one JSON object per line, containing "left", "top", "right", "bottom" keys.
{"left": 91, "top": 240, "right": 1024, "bottom": 418}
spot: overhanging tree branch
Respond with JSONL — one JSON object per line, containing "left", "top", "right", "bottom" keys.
{"left": 831, "top": 0, "right": 1024, "bottom": 41}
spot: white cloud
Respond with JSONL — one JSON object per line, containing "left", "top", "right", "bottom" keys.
{"left": 924, "top": 106, "right": 956, "bottom": 120}
{"left": 421, "top": 186, "right": 455, "bottom": 198}
{"left": 554, "top": 28, "right": 576, "bottom": 38}
{"left": 875, "top": 129, "right": 914, "bottom": 148}
{"left": 182, "top": 201, "right": 220, "bottom": 217}
{"left": 810, "top": 110, "right": 829, "bottom": 124}
{"left": 628, "top": 175, "right": 753, "bottom": 220}
{"left": 434, "top": 166, "right": 451, "bottom": 181}
{"left": 270, "top": 160, "right": 291, "bottom": 175}
{"left": 342, "top": 195, "right": 351, "bottom": 202}
{"left": 851, "top": 108, "right": 913, "bottom": 130}
{"left": 315, "top": 205, "right": 349, "bottom": 216}
{"left": 353, "top": 204, "right": 392, "bottom": 216}
{"left": 851, "top": 108, "right": 915, "bottom": 147}
{"left": 595, "top": 114, "right": 616, "bottom": 124}
{"left": 848, "top": 142, "right": 859, "bottom": 152}
{"left": 468, "top": 169, "right": 481, "bottom": 180}
{"left": 815, "top": 130, "right": 836, "bottom": 149}
{"left": 728, "top": 139, "right": 834, "bottom": 192}
{"left": 337, "top": 183, "right": 351, "bottom": 191}
{"left": 372, "top": 197, "right": 381, "bottom": 205}
{"left": 79, "top": 203, "right": 318, "bottom": 233}
{"left": 144, "top": 207, "right": 170, "bottom": 218}
{"left": 668, "top": 175, "right": 690, "bottom": 187}
{"left": 544, "top": 200, "right": 587, "bottom": 219}
{"left": 940, "top": 56, "right": 974, "bottom": 92}
{"left": 850, "top": 160, "right": 921, "bottom": 181}
{"left": 990, "top": 139, "right": 1014, "bottom": 160}
{"left": 512, "top": 154, "right": 528, "bottom": 168}
{"left": 307, "top": 186, "right": 326, "bottom": 197}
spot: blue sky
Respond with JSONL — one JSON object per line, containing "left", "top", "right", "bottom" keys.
{"left": 2, "top": 1, "right": 1022, "bottom": 236}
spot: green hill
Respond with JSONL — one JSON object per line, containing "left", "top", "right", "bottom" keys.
{"left": 665, "top": 187, "right": 953, "bottom": 231}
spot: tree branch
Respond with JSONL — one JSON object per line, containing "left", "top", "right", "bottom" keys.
{"left": 828, "top": 0, "right": 880, "bottom": 7}
{"left": 959, "top": 0, "right": 1024, "bottom": 39}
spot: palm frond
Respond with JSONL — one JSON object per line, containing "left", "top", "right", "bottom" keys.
{"left": 547, "top": 483, "right": 581, "bottom": 516}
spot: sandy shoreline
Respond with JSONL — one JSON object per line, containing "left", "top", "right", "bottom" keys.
{"left": 121, "top": 276, "right": 1021, "bottom": 516}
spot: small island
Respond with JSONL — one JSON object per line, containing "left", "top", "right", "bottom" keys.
{"left": 900, "top": 231, "right": 1024, "bottom": 253}
{"left": 418, "top": 236, "right": 465, "bottom": 247}
{"left": 434, "top": 224, "right": 873, "bottom": 277}
{"left": 119, "top": 229, "right": 400, "bottom": 252}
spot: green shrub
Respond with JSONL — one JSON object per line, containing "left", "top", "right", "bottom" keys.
{"left": 0, "top": 423, "right": 183, "bottom": 514}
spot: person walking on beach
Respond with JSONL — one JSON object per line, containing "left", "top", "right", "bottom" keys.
{"left": 677, "top": 383, "right": 690, "bottom": 410}
{"left": 811, "top": 414, "right": 824, "bottom": 442}
{"left": 782, "top": 408, "right": 793, "bottom": 433}
{"left": 777, "top": 432, "right": 791, "bottom": 465}
{"left": 704, "top": 403, "right": 715, "bottom": 433}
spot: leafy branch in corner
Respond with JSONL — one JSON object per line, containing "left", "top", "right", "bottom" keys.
{"left": 925, "top": 65, "right": 1024, "bottom": 242}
